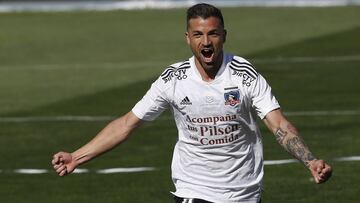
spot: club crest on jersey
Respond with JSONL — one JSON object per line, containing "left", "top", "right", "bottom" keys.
{"left": 224, "top": 90, "right": 240, "bottom": 106}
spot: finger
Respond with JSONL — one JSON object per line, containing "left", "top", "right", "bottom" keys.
{"left": 53, "top": 152, "right": 65, "bottom": 164}
{"left": 52, "top": 159, "right": 62, "bottom": 166}
{"left": 52, "top": 159, "right": 57, "bottom": 165}
{"left": 319, "top": 160, "right": 325, "bottom": 166}
{"left": 59, "top": 168, "right": 68, "bottom": 176}
{"left": 316, "top": 178, "right": 324, "bottom": 184}
{"left": 311, "top": 167, "right": 321, "bottom": 176}
{"left": 317, "top": 161, "right": 325, "bottom": 171}
{"left": 316, "top": 171, "right": 329, "bottom": 184}
{"left": 311, "top": 169, "right": 323, "bottom": 183}
{"left": 53, "top": 163, "right": 63, "bottom": 170}
{"left": 56, "top": 165, "right": 66, "bottom": 174}
{"left": 321, "top": 164, "right": 331, "bottom": 174}
{"left": 316, "top": 163, "right": 326, "bottom": 174}
{"left": 316, "top": 171, "right": 331, "bottom": 183}
{"left": 324, "top": 165, "right": 332, "bottom": 173}
{"left": 314, "top": 177, "right": 320, "bottom": 184}
{"left": 52, "top": 155, "right": 60, "bottom": 165}
{"left": 316, "top": 173, "right": 326, "bottom": 184}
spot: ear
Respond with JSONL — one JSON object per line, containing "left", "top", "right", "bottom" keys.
{"left": 223, "top": 29, "right": 227, "bottom": 43}
{"left": 185, "top": 31, "right": 190, "bottom": 45}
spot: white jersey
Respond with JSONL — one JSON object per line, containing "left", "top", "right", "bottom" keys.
{"left": 132, "top": 53, "right": 280, "bottom": 203}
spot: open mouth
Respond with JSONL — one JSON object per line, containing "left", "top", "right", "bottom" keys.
{"left": 201, "top": 49, "right": 214, "bottom": 63}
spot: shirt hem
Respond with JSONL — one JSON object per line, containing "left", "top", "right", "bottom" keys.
{"left": 172, "top": 191, "right": 261, "bottom": 203}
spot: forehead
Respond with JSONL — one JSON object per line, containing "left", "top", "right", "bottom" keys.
{"left": 187, "top": 16, "right": 223, "bottom": 31}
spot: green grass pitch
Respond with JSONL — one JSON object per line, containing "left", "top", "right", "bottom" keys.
{"left": 0, "top": 6, "right": 359, "bottom": 203}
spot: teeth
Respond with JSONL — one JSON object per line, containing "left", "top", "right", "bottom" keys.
{"left": 202, "top": 50, "right": 213, "bottom": 54}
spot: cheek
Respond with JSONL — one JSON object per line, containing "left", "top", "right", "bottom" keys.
{"left": 190, "top": 44, "right": 199, "bottom": 55}
{"left": 214, "top": 40, "right": 224, "bottom": 49}
{"left": 189, "top": 40, "right": 200, "bottom": 50}
{"left": 186, "top": 36, "right": 191, "bottom": 45}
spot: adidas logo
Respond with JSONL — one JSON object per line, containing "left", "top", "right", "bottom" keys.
{"left": 180, "top": 96, "right": 192, "bottom": 105}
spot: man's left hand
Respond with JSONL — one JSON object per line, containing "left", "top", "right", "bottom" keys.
{"left": 308, "top": 159, "right": 332, "bottom": 184}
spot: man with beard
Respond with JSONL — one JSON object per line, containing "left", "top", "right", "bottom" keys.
{"left": 52, "top": 3, "right": 332, "bottom": 203}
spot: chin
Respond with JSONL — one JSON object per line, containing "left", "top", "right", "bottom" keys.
{"left": 202, "top": 62, "right": 216, "bottom": 70}
{"left": 201, "top": 57, "right": 215, "bottom": 67}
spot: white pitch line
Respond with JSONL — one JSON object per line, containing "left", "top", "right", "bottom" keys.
{"left": 284, "top": 110, "right": 360, "bottom": 116}
{"left": 0, "top": 61, "right": 166, "bottom": 71}
{"left": 73, "top": 168, "right": 90, "bottom": 174}
{"left": 14, "top": 169, "right": 48, "bottom": 174}
{"left": 0, "top": 115, "right": 116, "bottom": 123}
{"left": 264, "top": 156, "right": 360, "bottom": 165}
{"left": 5, "top": 167, "right": 156, "bottom": 175}
{"left": 2, "top": 156, "right": 360, "bottom": 174}
{"left": 1, "top": 0, "right": 360, "bottom": 13}
{"left": 0, "top": 110, "right": 359, "bottom": 123}
{"left": 0, "top": 55, "right": 359, "bottom": 71}
{"left": 253, "top": 55, "right": 360, "bottom": 64}
{"left": 333, "top": 156, "right": 360, "bottom": 162}
{"left": 97, "top": 167, "right": 156, "bottom": 174}
{"left": 264, "top": 159, "right": 298, "bottom": 165}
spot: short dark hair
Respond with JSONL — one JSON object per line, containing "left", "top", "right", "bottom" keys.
{"left": 186, "top": 3, "right": 225, "bottom": 29}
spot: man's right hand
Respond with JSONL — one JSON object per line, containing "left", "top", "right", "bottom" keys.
{"left": 52, "top": 152, "right": 77, "bottom": 176}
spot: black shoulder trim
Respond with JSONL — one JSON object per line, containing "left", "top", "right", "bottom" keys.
{"left": 161, "top": 61, "right": 190, "bottom": 83}
{"left": 179, "top": 61, "right": 190, "bottom": 68}
{"left": 229, "top": 65, "right": 258, "bottom": 80}
{"left": 161, "top": 67, "right": 175, "bottom": 78}
{"left": 230, "top": 58, "right": 258, "bottom": 78}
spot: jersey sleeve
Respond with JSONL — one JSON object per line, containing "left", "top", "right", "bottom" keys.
{"left": 131, "top": 77, "right": 170, "bottom": 121}
{"left": 249, "top": 74, "right": 280, "bottom": 119}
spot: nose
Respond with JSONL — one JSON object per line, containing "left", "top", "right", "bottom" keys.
{"left": 202, "top": 35, "right": 211, "bottom": 46}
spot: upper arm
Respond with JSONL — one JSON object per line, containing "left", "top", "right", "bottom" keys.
{"left": 132, "top": 76, "right": 170, "bottom": 121}
{"left": 263, "top": 108, "right": 300, "bottom": 138}
{"left": 262, "top": 109, "right": 288, "bottom": 134}
{"left": 107, "top": 111, "right": 144, "bottom": 137}
{"left": 122, "top": 111, "right": 143, "bottom": 131}
{"left": 246, "top": 71, "right": 280, "bottom": 120}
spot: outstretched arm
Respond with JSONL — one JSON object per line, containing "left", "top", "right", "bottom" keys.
{"left": 52, "top": 111, "right": 142, "bottom": 176}
{"left": 263, "top": 109, "right": 332, "bottom": 183}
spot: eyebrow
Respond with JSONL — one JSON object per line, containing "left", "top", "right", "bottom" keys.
{"left": 190, "top": 28, "right": 221, "bottom": 34}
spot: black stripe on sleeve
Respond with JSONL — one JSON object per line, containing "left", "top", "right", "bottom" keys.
{"left": 229, "top": 64, "right": 258, "bottom": 79}
{"left": 231, "top": 58, "right": 258, "bottom": 77}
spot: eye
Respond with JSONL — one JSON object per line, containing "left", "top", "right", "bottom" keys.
{"left": 192, "top": 32, "right": 202, "bottom": 38}
{"left": 209, "top": 31, "right": 221, "bottom": 37}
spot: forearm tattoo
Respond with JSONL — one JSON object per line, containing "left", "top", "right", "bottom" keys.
{"left": 275, "top": 124, "right": 316, "bottom": 167}
{"left": 275, "top": 128, "right": 287, "bottom": 143}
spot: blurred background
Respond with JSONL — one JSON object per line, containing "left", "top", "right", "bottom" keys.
{"left": 0, "top": 0, "right": 359, "bottom": 202}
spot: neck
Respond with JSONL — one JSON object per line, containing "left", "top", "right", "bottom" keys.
{"left": 195, "top": 53, "right": 223, "bottom": 82}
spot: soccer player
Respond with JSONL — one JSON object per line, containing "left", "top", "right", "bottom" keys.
{"left": 52, "top": 3, "right": 332, "bottom": 203}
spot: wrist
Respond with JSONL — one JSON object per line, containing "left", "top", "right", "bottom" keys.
{"left": 305, "top": 157, "right": 318, "bottom": 168}
{"left": 71, "top": 151, "right": 91, "bottom": 167}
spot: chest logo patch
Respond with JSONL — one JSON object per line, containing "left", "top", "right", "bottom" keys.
{"left": 224, "top": 90, "right": 240, "bottom": 106}
{"left": 180, "top": 96, "right": 192, "bottom": 105}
